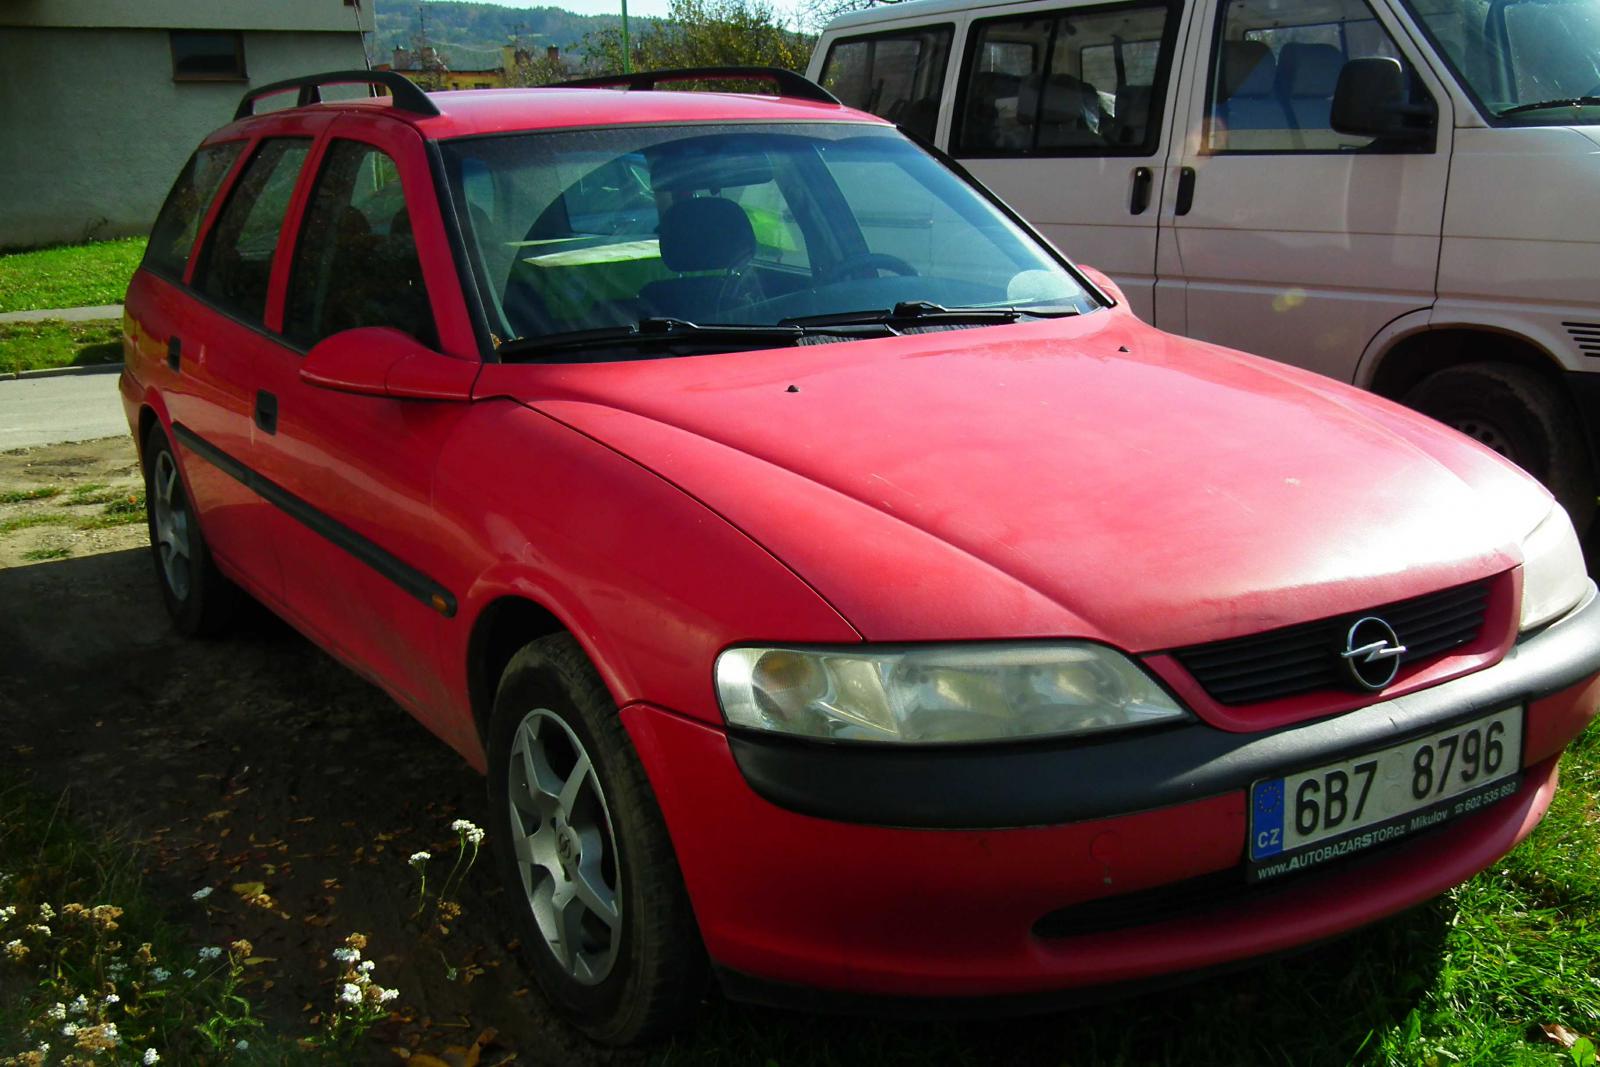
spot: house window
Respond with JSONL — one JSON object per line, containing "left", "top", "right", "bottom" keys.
{"left": 170, "top": 31, "right": 247, "bottom": 82}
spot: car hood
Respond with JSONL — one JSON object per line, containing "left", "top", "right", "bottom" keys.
{"left": 479, "top": 312, "right": 1548, "bottom": 651}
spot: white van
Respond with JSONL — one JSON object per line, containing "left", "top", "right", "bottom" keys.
{"left": 808, "top": 0, "right": 1600, "bottom": 525}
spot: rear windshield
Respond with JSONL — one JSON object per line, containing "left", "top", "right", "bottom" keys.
{"left": 437, "top": 122, "right": 1092, "bottom": 351}
{"left": 144, "top": 141, "right": 245, "bottom": 280}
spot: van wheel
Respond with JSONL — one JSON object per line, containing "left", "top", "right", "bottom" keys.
{"left": 1404, "top": 361, "right": 1596, "bottom": 531}
{"left": 143, "top": 424, "right": 240, "bottom": 637}
{"left": 486, "top": 633, "right": 706, "bottom": 1044}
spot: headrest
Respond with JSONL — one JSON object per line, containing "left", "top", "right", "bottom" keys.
{"left": 1277, "top": 42, "right": 1345, "bottom": 96}
{"left": 1019, "top": 73, "right": 1095, "bottom": 125}
{"left": 1221, "top": 40, "right": 1276, "bottom": 97}
{"left": 657, "top": 197, "right": 755, "bottom": 273}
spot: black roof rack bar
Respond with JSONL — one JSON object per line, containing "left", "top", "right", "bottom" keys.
{"left": 558, "top": 66, "right": 840, "bottom": 105}
{"left": 234, "top": 70, "right": 440, "bottom": 121}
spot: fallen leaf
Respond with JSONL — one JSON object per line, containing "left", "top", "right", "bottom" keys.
{"left": 231, "top": 881, "right": 266, "bottom": 899}
{"left": 1540, "top": 1023, "right": 1582, "bottom": 1049}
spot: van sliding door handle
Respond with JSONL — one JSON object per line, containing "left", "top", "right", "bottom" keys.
{"left": 1129, "top": 167, "right": 1153, "bottom": 215}
{"left": 1174, "top": 167, "right": 1197, "bottom": 216}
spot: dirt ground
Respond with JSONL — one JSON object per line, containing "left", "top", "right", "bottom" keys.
{"left": 0, "top": 438, "right": 634, "bottom": 1064}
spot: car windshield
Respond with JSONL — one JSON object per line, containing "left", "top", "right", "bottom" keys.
{"left": 1403, "top": 0, "right": 1600, "bottom": 119}
{"left": 437, "top": 122, "right": 1095, "bottom": 358}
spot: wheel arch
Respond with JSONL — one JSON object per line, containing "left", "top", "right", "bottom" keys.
{"left": 1365, "top": 324, "right": 1570, "bottom": 402}
{"left": 464, "top": 592, "right": 578, "bottom": 747}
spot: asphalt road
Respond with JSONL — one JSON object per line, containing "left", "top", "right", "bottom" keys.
{"left": 0, "top": 370, "right": 126, "bottom": 449}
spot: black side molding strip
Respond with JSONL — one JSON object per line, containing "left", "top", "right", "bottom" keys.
{"left": 171, "top": 423, "right": 457, "bottom": 618}
{"left": 729, "top": 583, "right": 1600, "bottom": 828}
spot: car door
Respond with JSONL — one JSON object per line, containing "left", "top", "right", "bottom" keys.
{"left": 160, "top": 128, "right": 322, "bottom": 600}
{"left": 945, "top": 0, "right": 1192, "bottom": 321}
{"left": 1156, "top": 0, "right": 1454, "bottom": 378}
{"left": 248, "top": 115, "right": 479, "bottom": 730}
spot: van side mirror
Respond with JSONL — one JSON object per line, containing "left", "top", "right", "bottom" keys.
{"left": 1330, "top": 57, "right": 1436, "bottom": 145}
{"left": 300, "top": 327, "right": 477, "bottom": 401}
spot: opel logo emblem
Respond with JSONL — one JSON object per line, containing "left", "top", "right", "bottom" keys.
{"left": 1340, "top": 616, "right": 1407, "bottom": 691}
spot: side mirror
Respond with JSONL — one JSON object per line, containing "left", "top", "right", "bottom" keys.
{"left": 1330, "top": 57, "right": 1436, "bottom": 144}
{"left": 300, "top": 327, "right": 477, "bottom": 401}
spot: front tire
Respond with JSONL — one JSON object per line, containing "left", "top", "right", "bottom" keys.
{"left": 1404, "top": 361, "right": 1596, "bottom": 531}
{"left": 486, "top": 634, "right": 706, "bottom": 1044}
{"left": 143, "top": 424, "right": 240, "bottom": 637}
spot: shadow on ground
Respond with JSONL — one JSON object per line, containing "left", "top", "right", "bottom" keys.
{"left": 0, "top": 548, "right": 1459, "bottom": 1064}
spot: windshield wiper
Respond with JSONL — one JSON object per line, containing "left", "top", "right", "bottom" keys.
{"left": 780, "top": 301, "right": 1078, "bottom": 329}
{"left": 497, "top": 317, "right": 805, "bottom": 360}
{"left": 1498, "top": 96, "right": 1600, "bottom": 116}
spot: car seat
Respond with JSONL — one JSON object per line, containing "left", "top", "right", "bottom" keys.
{"left": 637, "top": 197, "right": 762, "bottom": 323}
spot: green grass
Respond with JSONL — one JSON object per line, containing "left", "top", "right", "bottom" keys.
{"left": 0, "top": 492, "right": 144, "bottom": 535}
{"left": 656, "top": 723, "right": 1600, "bottom": 1067}
{"left": 19, "top": 547, "right": 70, "bottom": 562}
{"left": 0, "top": 319, "right": 122, "bottom": 375}
{"left": 0, "top": 237, "right": 145, "bottom": 313}
{"left": 0, "top": 487, "right": 61, "bottom": 504}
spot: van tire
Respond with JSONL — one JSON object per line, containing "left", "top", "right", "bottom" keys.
{"left": 1403, "top": 361, "right": 1595, "bottom": 531}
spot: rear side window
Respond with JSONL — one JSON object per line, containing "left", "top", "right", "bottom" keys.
{"left": 820, "top": 26, "right": 954, "bottom": 141}
{"left": 192, "top": 138, "right": 312, "bottom": 323}
{"left": 955, "top": 1, "right": 1180, "bottom": 157}
{"left": 283, "top": 140, "right": 436, "bottom": 349}
{"left": 144, "top": 142, "right": 245, "bottom": 280}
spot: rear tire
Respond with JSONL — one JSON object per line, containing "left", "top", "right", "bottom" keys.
{"left": 486, "top": 633, "right": 706, "bottom": 1044}
{"left": 1403, "top": 361, "right": 1596, "bottom": 531}
{"left": 142, "top": 424, "right": 241, "bottom": 638}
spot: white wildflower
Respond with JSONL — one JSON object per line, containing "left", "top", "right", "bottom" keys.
{"left": 339, "top": 982, "right": 362, "bottom": 1005}
{"left": 103, "top": 1021, "right": 121, "bottom": 1045}
{"left": 46, "top": 1002, "right": 66, "bottom": 1021}
{"left": 144, "top": 1049, "right": 160, "bottom": 1065}
{"left": 103, "top": 992, "right": 121, "bottom": 1005}
{"left": 0, "top": 905, "right": 15, "bottom": 923}
{"left": 191, "top": 887, "right": 213, "bottom": 901}
{"left": 108, "top": 961, "right": 127, "bottom": 976}
{"left": 379, "top": 987, "right": 399, "bottom": 1003}
{"left": 359, "top": 959, "right": 375, "bottom": 973}
{"left": 332, "top": 947, "right": 360, "bottom": 963}
{"left": 197, "top": 946, "right": 222, "bottom": 961}
{"left": 409, "top": 851, "right": 430, "bottom": 866}
{"left": 235, "top": 1039, "right": 250, "bottom": 1051}
{"left": 450, "top": 818, "right": 485, "bottom": 844}
{"left": 27, "top": 924, "right": 50, "bottom": 938}
{"left": 181, "top": 968, "right": 196, "bottom": 978}
{"left": 37, "top": 903, "right": 54, "bottom": 921}
{"left": 60, "top": 1022, "right": 78, "bottom": 1037}
{"left": 68, "top": 994, "right": 88, "bottom": 1014}
{"left": 151, "top": 967, "right": 171, "bottom": 982}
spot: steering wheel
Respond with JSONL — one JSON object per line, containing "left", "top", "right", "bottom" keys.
{"left": 823, "top": 252, "right": 919, "bottom": 283}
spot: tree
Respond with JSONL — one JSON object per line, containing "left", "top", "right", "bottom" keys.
{"left": 580, "top": 0, "right": 814, "bottom": 76}
{"left": 797, "top": 0, "right": 902, "bottom": 33}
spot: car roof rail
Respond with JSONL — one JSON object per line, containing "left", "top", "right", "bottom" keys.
{"left": 558, "top": 66, "right": 841, "bottom": 105}
{"left": 233, "top": 70, "right": 440, "bottom": 121}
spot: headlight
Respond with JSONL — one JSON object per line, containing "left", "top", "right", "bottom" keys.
{"left": 714, "top": 643, "right": 1189, "bottom": 744}
{"left": 1519, "top": 502, "right": 1588, "bottom": 631}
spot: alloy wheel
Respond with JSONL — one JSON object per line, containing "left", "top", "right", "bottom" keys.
{"left": 151, "top": 450, "right": 192, "bottom": 601}
{"left": 506, "top": 708, "right": 622, "bottom": 985}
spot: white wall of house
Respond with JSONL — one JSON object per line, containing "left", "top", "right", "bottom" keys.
{"left": 0, "top": 3, "right": 373, "bottom": 249}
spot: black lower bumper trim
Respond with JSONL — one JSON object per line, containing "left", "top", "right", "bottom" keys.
{"left": 728, "top": 583, "right": 1600, "bottom": 828}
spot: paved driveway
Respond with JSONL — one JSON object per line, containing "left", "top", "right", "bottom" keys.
{"left": 0, "top": 371, "right": 125, "bottom": 449}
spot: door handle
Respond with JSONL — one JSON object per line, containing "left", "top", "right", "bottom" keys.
{"left": 1129, "top": 167, "right": 1153, "bottom": 215}
{"left": 166, "top": 337, "right": 181, "bottom": 373}
{"left": 254, "top": 391, "right": 278, "bottom": 435}
{"left": 1174, "top": 166, "right": 1197, "bottom": 216}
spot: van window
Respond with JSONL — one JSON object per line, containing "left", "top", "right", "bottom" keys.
{"left": 144, "top": 142, "right": 245, "bottom": 281}
{"left": 955, "top": 1, "right": 1179, "bottom": 157}
{"left": 192, "top": 138, "right": 312, "bottom": 324}
{"left": 819, "top": 26, "right": 954, "bottom": 140}
{"left": 1207, "top": 0, "right": 1431, "bottom": 151}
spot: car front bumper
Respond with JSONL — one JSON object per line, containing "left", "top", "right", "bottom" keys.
{"left": 621, "top": 581, "right": 1600, "bottom": 1004}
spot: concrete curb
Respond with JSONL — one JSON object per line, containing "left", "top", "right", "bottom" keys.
{"left": 0, "top": 304, "right": 123, "bottom": 324}
{"left": 6, "top": 363, "right": 124, "bottom": 382}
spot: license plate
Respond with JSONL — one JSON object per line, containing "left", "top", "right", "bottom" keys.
{"left": 1247, "top": 706, "right": 1523, "bottom": 882}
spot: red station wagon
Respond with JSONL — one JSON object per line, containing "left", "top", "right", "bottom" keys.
{"left": 121, "top": 68, "right": 1600, "bottom": 1043}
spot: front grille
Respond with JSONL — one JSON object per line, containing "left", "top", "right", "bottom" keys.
{"left": 1567, "top": 321, "right": 1600, "bottom": 356}
{"left": 1173, "top": 581, "right": 1491, "bottom": 706}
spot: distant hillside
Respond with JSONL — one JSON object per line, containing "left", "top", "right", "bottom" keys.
{"left": 373, "top": 1, "right": 621, "bottom": 66}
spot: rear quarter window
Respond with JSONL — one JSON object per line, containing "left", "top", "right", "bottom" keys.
{"left": 143, "top": 142, "right": 246, "bottom": 280}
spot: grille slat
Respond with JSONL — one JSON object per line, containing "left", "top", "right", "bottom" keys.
{"left": 1174, "top": 580, "right": 1492, "bottom": 706}
{"left": 1566, "top": 322, "right": 1600, "bottom": 355}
